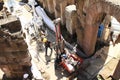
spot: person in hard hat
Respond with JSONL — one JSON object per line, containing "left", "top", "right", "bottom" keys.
{"left": 42, "top": 38, "right": 52, "bottom": 56}
{"left": 23, "top": 73, "right": 29, "bottom": 80}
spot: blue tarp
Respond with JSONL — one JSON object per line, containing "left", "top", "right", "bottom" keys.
{"left": 97, "top": 24, "right": 104, "bottom": 38}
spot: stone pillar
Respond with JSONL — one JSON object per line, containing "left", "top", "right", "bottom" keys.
{"left": 76, "top": 0, "right": 105, "bottom": 55}
{"left": 0, "top": 18, "right": 32, "bottom": 80}
{"left": 53, "top": 0, "right": 62, "bottom": 18}
{"left": 43, "top": 0, "right": 48, "bottom": 10}
{"left": 46, "top": 0, "right": 54, "bottom": 14}
{"left": 76, "top": 27, "right": 84, "bottom": 47}
{"left": 65, "top": 5, "right": 77, "bottom": 35}
{"left": 60, "top": 1, "right": 67, "bottom": 25}
{"left": 83, "top": 24, "right": 99, "bottom": 55}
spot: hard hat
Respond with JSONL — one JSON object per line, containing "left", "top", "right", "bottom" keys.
{"left": 43, "top": 38, "right": 47, "bottom": 43}
{"left": 23, "top": 73, "right": 29, "bottom": 79}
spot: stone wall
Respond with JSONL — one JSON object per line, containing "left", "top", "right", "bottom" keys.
{"left": 0, "top": 17, "right": 32, "bottom": 79}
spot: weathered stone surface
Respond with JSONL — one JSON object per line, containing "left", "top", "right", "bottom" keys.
{"left": 46, "top": 0, "right": 54, "bottom": 14}
{"left": 0, "top": 16, "right": 18, "bottom": 28}
{"left": 60, "top": 1, "right": 67, "bottom": 25}
{"left": 76, "top": 27, "right": 84, "bottom": 47}
{"left": 0, "top": 17, "right": 32, "bottom": 79}
{"left": 53, "top": 0, "right": 62, "bottom": 18}
{"left": 65, "top": 5, "right": 77, "bottom": 35}
{"left": 43, "top": 0, "right": 48, "bottom": 10}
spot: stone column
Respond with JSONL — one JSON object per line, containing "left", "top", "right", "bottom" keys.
{"left": 60, "top": 1, "right": 67, "bottom": 25}
{"left": 83, "top": 24, "right": 99, "bottom": 55}
{"left": 43, "top": 0, "right": 48, "bottom": 10}
{"left": 53, "top": 0, "right": 62, "bottom": 18}
{"left": 46, "top": 0, "right": 54, "bottom": 14}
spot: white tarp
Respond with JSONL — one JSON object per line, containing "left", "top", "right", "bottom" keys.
{"left": 111, "top": 17, "right": 120, "bottom": 42}
{"left": 35, "top": 6, "right": 55, "bottom": 32}
{"left": 31, "top": 61, "right": 43, "bottom": 79}
{"left": 111, "top": 17, "right": 120, "bottom": 32}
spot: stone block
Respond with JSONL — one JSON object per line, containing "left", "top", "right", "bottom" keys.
{"left": 65, "top": 5, "right": 77, "bottom": 35}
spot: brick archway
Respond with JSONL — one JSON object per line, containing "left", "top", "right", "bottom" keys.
{"left": 76, "top": 0, "right": 120, "bottom": 56}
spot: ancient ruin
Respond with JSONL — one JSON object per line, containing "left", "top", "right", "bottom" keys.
{"left": 0, "top": 0, "right": 120, "bottom": 80}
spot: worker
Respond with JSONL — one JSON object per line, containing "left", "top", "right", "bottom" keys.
{"left": 60, "top": 49, "right": 67, "bottom": 60}
{"left": 42, "top": 38, "right": 52, "bottom": 56}
{"left": 56, "top": 49, "right": 67, "bottom": 64}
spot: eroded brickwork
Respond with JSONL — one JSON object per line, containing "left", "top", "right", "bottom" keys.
{"left": 0, "top": 17, "right": 32, "bottom": 79}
